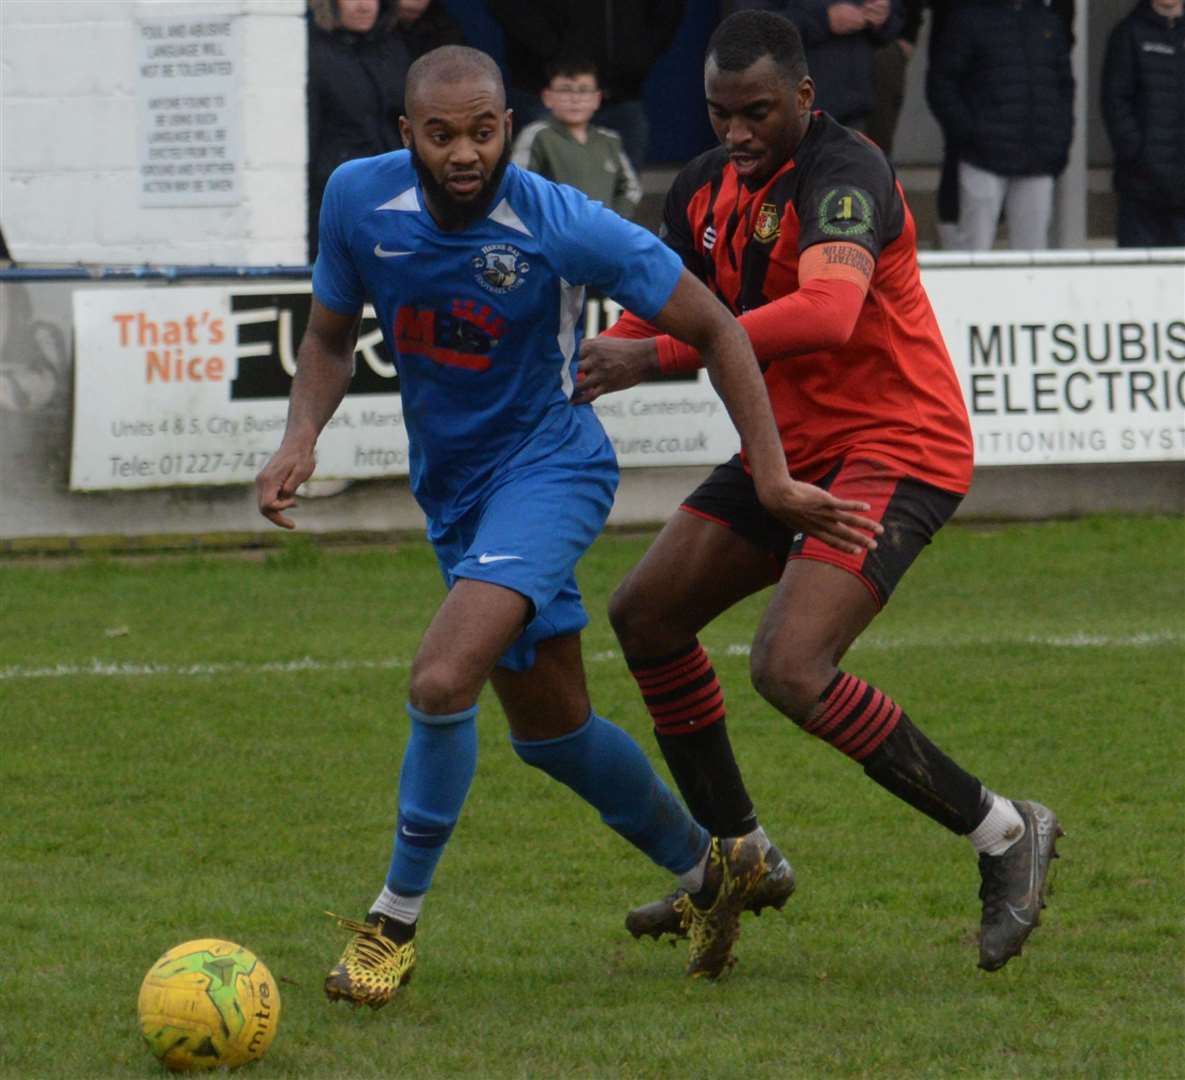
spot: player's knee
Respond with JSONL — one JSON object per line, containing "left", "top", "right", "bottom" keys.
{"left": 749, "top": 640, "right": 828, "bottom": 724}
{"left": 607, "top": 581, "right": 652, "bottom": 653}
{"left": 408, "top": 659, "right": 473, "bottom": 717}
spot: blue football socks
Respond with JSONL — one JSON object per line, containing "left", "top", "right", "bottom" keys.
{"left": 511, "top": 711, "right": 709, "bottom": 875}
{"left": 385, "top": 703, "right": 479, "bottom": 898}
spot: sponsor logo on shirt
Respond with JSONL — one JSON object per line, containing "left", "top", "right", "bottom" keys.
{"left": 702, "top": 224, "right": 718, "bottom": 251}
{"left": 473, "top": 243, "right": 530, "bottom": 295}
{"left": 394, "top": 299, "right": 507, "bottom": 372}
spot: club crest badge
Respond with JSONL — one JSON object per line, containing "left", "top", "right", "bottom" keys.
{"left": 473, "top": 243, "right": 530, "bottom": 295}
{"left": 753, "top": 202, "right": 781, "bottom": 243}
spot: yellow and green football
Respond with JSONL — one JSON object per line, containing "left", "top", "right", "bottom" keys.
{"left": 137, "top": 938, "right": 280, "bottom": 1072}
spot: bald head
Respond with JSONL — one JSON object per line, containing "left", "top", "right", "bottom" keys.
{"left": 405, "top": 45, "right": 505, "bottom": 117}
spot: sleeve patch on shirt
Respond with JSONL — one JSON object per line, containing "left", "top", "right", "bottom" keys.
{"left": 818, "top": 187, "right": 874, "bottom": 237}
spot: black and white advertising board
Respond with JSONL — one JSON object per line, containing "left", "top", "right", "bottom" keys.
{"left": 69, "top": 254, "right": 1185, "bottom": 492}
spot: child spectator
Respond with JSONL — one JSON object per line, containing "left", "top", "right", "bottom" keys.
{"left": 511, "top": 58, "right": 643, "bottom": 220}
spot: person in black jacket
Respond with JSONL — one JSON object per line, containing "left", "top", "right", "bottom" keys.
{"left": 486, "top": 1, "right": 686, "bottom": 169}
{"left": 736, "top": 0, "right": 906, "bottom": 130}
{"left": 395, "top": 0, "right": 464, "bottom": 60}
{"left": 866, "top": 0, "right": 928, "bottom": 157}
{"left": 307, "top": 0, "right": 411, "bottom": 261}
{"left": 926, "top": 0, "right": 1074, "bottom": 250}
{"left": 1102, "top": 0, "right": 1185, "bottom": 247}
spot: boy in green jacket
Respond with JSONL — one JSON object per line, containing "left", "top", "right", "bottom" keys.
{"left": 512, "top": 57, "right": 643, "bottom": 220}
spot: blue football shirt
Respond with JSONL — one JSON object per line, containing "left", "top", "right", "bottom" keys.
{"left": 312, "top": 152, "right": 683, "bottom": 526}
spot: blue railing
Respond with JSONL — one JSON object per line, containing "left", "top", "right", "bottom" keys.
{"left": 0, "top": 264, "right": 313, "bottom": 282}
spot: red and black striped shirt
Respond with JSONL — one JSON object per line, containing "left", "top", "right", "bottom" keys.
{"left": 660, "top": 112, "right": 974, "bottom": 494}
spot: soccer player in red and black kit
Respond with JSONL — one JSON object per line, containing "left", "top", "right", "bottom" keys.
{"left": 574, "top": 10, "right": 1062, "bottom": 973}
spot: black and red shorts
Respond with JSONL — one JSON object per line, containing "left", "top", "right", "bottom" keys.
{"left": 680, "top": 455, "right": 963, "bottom": 609}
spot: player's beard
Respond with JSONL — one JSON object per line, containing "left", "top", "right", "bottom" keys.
{"left": 410, "top": 138, "right": 512, "bottom": 232}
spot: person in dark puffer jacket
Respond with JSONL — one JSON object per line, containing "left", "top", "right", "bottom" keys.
{"left": 1102, "top": 0, "right": 1185, "bottom": 247}
{"left": 926, "top": 0, "right": 1074, "bottom": 250}
{"left": 735, "top": 1, "right": 906, "bottom": 130}
{"left": 306, "top": 0, "right": 411, "bottom": 261}
{"left": 487, "top": 1, "right": 686, "bottom": 170}
{"left": 395, "top": 0, "right": 464, "bottom": 61}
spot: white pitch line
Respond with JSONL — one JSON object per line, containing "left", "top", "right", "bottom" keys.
{"left": 0, "top": 656, "right": 408, "bottom": 681}
{"left": 0, "top": 632, "right": 1180, "bottom": 682}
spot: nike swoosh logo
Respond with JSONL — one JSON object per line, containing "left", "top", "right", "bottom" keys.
{"left": 477, "top": 553, "right": 523, "bottom": 564}
{"left": 1006, "top": 804, "right": 1053, "bottom": 926}
{"left": 1005, "top": 903, "right": 1034, "bottom": 926}
{"left": 374, "top": 244, "right": 414, "bottom": 258}
{"left": 400, "top": 827, "right": 435, "bottom": 839}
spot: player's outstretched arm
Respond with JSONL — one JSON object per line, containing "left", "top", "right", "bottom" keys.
{"left": 255, "top": 298, "right": 360, "bottom": 530}
{"left": 574, "top": 240, "right": 874, "bottom": 397}
{"left": 643, "top": 270, "right": 882, "bottom": 555}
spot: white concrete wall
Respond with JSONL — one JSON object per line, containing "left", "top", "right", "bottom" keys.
{"left": 1, "top": 0, "right": 307, "bottom": 266}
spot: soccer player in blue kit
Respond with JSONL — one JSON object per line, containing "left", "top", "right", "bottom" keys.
{"left": 256, "top": 45, "right": 880, "bottom": 1008}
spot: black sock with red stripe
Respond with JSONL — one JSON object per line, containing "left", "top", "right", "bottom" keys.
{"left": 628, "top": 642, "right": 757, "bottom": 838}
{"left": 809, "top": 671, "right": 989, "bottom": 835}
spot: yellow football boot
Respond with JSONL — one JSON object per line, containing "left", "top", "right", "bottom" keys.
{"left": 324, "top": 913, "right": 416, "bottom": 1009}
{"left": 685, "top": 835, "right": 769, "bottom": 980}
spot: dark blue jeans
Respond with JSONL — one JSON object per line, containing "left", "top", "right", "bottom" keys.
{"left": 1117, "top": 195, "right": 1185, "bottom": 248}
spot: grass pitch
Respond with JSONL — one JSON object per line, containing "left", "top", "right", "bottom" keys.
{"left": 1, "top": 515, "right": 1182, "bottom": 1078}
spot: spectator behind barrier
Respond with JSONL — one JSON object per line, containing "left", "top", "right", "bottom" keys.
{"left": 1102, "top": 0, "right": 1185, "bottom": 248}
{"left": 487, "top": 1, "right": 687, "bottom": 169}
{"left": 866, "top": 0, "right": 926, "bottom": 158}
{"left": 902, "top": 2, "right": 964, "bottom": 247}
{"left": 733, "top": 1, "right": 905, "bottom": 131}
{"left": 926, "top": 0, "right": 1074, "bottom": 251}
{"left": 865, "top": 0, "right": 963, "bottom": 247}
{"left": 511, "top": 58, "right": 643, "bottom": 220}
{"left": 307, "top": 0, "right": 411, "bottom": 261}
{"left": 396, "top": 0, "right": 464, "bottom": 59}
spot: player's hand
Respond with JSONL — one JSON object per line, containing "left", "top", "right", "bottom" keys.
{"left": 571, "top": 335, "right": 661, "bottom": 405}
{"left": 828, "top": 3, "right": 867, "bottom": 34}
{"left": 759, "top": 478, "right": 884, "bottom": 555}
{"left": 255, "top": 441, "right": 316, "bottom": 530}
{"left": 863, "top": 0, "right": 891, "bottom": 28}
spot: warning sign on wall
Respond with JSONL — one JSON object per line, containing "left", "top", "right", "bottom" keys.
{"left": 136, "top": 15, "right": 242, "bottom": 208}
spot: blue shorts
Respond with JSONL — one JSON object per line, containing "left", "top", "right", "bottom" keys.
{"left": 429, "top": 440, "right": 618, "bottom": 672}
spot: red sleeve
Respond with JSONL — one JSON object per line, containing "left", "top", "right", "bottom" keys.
{"left": 655, "top": 277, "right": 867, "bottom": 374}
{"left": 600, "top": 309, "right": 661, "bottom": 340}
